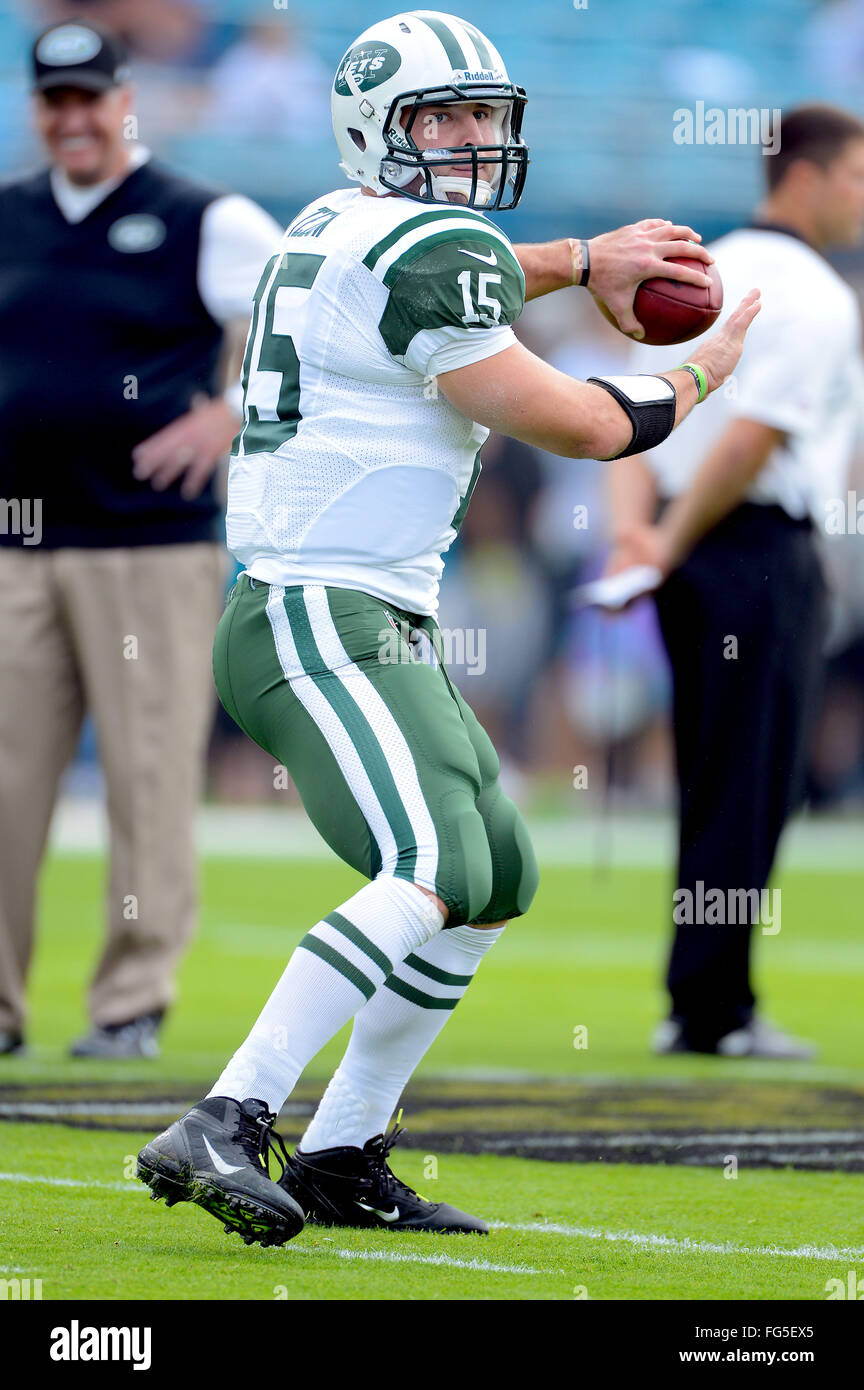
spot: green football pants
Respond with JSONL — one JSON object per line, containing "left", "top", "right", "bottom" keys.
{"left": 212, "top": 576, "right": 538, "bottom": 927}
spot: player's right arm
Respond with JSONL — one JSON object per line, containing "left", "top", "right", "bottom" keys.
{"left": 438, "top": 289, "right": 761, "bottom": 461}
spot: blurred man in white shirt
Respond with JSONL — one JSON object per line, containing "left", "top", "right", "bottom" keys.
{"left": 607, "top": 105, "right": 864, "bottom": 1057}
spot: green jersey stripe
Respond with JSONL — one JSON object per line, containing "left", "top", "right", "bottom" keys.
{"left": 239, "top": 256, "right": 274, "bottom": 393}
{"left": 381, "top": 227, "right": 521, "bottom": 289}
{"left": 363, "top": 207, "right": 490, "bottom": 272}
{"left": 451, "top": 445, "right": 483, "bottom": 532}
{"left": 325, "top": 910, "right": 393, "bottom": 977}
{"left": 384, "top": 974, "right": 460, "bottom": 1010}
{"left": 414, "top": 13, "right": 468, "bottom": 70}
{"left": 281, "top": 589, "right": 419, "bottom": 878}
{"left": 299, "top": 933, "right": 376, "bottom": 1000}
{"left": 459, "top": 20, "right": 495, "bottom": 70}
{"left": 402, "top": 951, "right": 473, "bottom": 987}
{"left": 236, "top": 253, "right": 280, "bottom": 458}
{"left": 239, "top": 252, "right": 325, "bottom": 458}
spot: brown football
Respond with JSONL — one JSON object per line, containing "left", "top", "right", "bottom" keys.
{"left": 633, "top": 256, "right": 723, "bottom": 346}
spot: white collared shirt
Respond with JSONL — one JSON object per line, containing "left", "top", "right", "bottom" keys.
{"left": 631, "top": 227, "right": 864, "bottom": 521}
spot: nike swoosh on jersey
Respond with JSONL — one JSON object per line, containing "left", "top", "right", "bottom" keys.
{"left": 458, "top": 247, "right": 498, "bottom": 265}
{"left": 202, "top": 1134, "right": 244, "bottom": 1175}
{"left": 355, "top": 1200, "right": 401, "bottom": 1223}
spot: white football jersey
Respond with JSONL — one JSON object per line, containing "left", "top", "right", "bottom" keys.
{"left": 226, "top": 186, "right": 525, "bottom": 615}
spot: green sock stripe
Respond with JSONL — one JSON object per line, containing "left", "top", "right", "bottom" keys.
{"left": 384, "top": 974, "right": 460, "bottom": 1010}
{"left": 413, "top": 13, "right": 468, "bottom": 71}
{"left": 402, "top": 952, "right": 473, "bottom": 987}
{"left": 325, "top": 911, "right": 393, "bottom": 978}
{"left": 299, "top": 933, "right": 376, "bottom": 1001}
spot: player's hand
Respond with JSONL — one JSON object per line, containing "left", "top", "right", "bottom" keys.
{"left": 585, "top": 219, "right": 714, "bottom": 339}
{"left": 131, "top": 395, "right": 240, "bottom": 500}
{"left": 606, "top": 523, "right": 673, "bottom": 581}
{"left": 689, "top": 288, "right": 762, "bottom": 395}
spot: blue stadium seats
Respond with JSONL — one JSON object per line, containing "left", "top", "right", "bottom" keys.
{"left": 0, "top": 0, "right": 860, "bottom": 239}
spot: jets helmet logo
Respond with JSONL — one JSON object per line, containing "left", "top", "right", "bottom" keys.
{"left": 334, "top": 42, "right": 402, "bottom": 95}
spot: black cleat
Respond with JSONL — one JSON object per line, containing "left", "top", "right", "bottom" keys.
{"left": 279, "top": 1124, "right": 488, "bottom": 1234}
{"left": 137, "top": 1096, "right": 305, "bottom": 1248}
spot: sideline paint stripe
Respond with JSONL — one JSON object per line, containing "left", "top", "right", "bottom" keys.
{"left": 492, "top": 1221, "right": 864, "bottom": 1262}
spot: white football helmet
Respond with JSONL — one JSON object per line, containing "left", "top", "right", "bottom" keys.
{"left": 331, "top": 10, "right": 528, "bottom": 210}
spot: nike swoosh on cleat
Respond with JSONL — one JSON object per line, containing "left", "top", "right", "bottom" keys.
{"left": 202, "top": 1134, "right": 244, "bottom": 1175}
{"left": 355, "top": 1200, "right": 401, "bottom": 1223}
{"left": 458, "top": 247, "right": 497, "bottom": 265}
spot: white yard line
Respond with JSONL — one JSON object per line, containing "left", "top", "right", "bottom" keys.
{"left": 492, "top": 1221, "right": 864, "bottom": 1262}
{"left": 2, "top": 1170, "right": 858, "bottom": 1265}
{"left": 305, "top": 1246, "right": 542, "bottom": 1276}
{"left": 0, "top": 1171, "right": 538, "bottom": 1277}
{"left": 0, "top": 1172, "right": 140, "bottom": 1191}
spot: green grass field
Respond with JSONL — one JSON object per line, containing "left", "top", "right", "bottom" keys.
{"left": 2, "top": 847, "right": 863, "bottom": 1301}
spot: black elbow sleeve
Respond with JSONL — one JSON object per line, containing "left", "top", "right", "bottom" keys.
{"left": 587, "top": 374, "right": 677, "bottom": 457}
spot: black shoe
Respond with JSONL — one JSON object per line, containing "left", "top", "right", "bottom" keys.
{"left": 0, "top": 1029, "right": 25, "bottom": 1056}
{"left": 279, "top": 1124, "right": 488, "bottom": 1234}
{"left": 69, "top": 1010, "right": 163, "bottom": 1059}
{"left": 137, "top": 1096, "right": 305, "bottom": 1248}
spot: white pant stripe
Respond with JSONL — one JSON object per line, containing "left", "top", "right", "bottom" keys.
{"left": 264, "top": 584, "right": 399, "bottom": 874}
{"left": 302, "top": 586, "right": 440, "bottom": 890}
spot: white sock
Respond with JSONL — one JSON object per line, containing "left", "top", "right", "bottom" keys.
{"left": 299, "top": 923, "right": 506, "bottom": 1152}
{"left": 207, "top": 877, "right": 443, "bottom": 1115}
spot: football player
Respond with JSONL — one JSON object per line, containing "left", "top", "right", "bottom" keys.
{"left": 138, "top": 10, "right": 759, "bottom": 1247}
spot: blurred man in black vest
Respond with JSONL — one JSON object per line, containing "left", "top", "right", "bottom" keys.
{"left": 0, "top": 20, "right": 282, "bottom": 1057}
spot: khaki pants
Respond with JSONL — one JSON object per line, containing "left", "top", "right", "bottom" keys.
{"left": 0, "top": 542, "right": 224, "bottom": 1032}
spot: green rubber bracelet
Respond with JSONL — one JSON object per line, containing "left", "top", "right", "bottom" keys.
{"left": 677, "top": 361, "right": 708, "bottom": 403}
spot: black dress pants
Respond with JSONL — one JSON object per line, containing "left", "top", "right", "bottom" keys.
{"left": 654, "top": 502, "right": 827, "bottom": 1051}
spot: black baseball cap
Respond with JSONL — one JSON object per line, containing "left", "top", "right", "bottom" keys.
{"left": 31, "top": 20, "right": 130, "bottom": 93}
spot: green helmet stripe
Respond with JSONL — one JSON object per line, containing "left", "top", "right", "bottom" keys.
{"left": 414, "top": 12, "right": 468, "bottom": 70}
{"left": 458, "top": 20, "right": 495, "bottom": 70}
